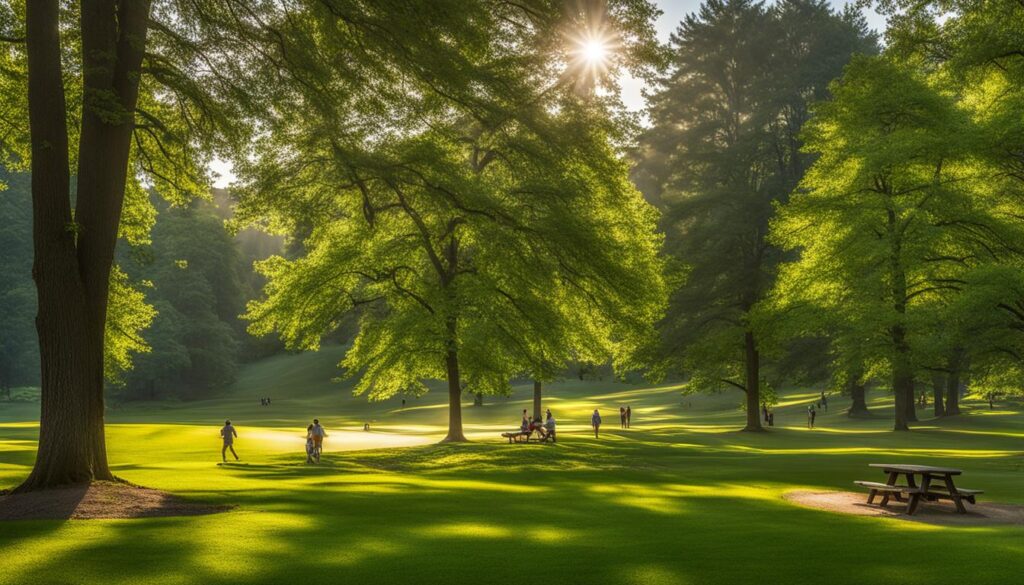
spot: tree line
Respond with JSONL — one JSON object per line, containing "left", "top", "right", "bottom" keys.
{"left": 638, "top": 0, "right": 1024, "bottom": 431}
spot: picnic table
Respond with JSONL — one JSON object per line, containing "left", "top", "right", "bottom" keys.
{"left": 854, "top": 464, "right": 983, "bottom": 515}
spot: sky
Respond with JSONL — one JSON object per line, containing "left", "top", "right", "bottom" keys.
{"left": 211, "top": 1, "right": 887, "bottom": 188}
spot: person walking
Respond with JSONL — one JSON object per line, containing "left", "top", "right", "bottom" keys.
{"left": 592, "top": 409, "right": 602, "bottom": 438}
{"left": 626, "top": 405, "right": 632, "bottom": 428}
{"left": 822, "top": 394, "right": 828, "bottom": 412}
{"left": 619, "top": 406, "right": 626, "bottom": 429}
{"left": 220, "top": 420, "right": 239, "bottom": 462}
{"left": 544, "top": 411, "right": 557, "bottom": 442}
{"left": 807, "top": 405, "right": 817, "bottom": 429}
{"left": 310, "top": 419, "right": 327, "bottom": 462}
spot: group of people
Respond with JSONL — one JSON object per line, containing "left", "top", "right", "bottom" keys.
{"left": 219, "top": 418, "right": 327, "bottom": 463}
{"left": 760, "top": 403, "right": 775, "bottom": 427}
{"left": 259, "top": 397, "right": 272, "bottom": 406}
{"left": 520, "top": 409, "right": 557, "bottom": 441}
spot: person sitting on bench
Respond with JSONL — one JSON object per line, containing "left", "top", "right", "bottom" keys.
{"left": 544, "top": 412, "right": 556, "bottom": 441}
{"left": 528, "top": 416, "right": 544, "bottom": 439}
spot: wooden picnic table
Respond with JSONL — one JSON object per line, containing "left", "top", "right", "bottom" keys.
{"left": 855, "top": 463, "right": 982, "bottom": 515}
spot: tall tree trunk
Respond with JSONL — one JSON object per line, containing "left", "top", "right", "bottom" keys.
{"left": 905, "top": 380, "right": 918, "bottom": 422}
{"left": 532, "top": 380, "right": 542, "bottom": 420}
{"left": 442, "top": 348, "right": 467, "bottom": 442}
{"left": 945, "top": 349, "right": 963, "bottom": 416}
{"left": 742, "top": 330, "right": 763, "bottom": 431}
{"left": 930, "top": 372, "right": 946, "bottom": 417}
{"left": 17, "top": 0, "right": 151, "bottom": 492}
{"left": 847, "top": 379, "right": 869, "bottom": 417}
{"left": 891, "top": 326, "right": 912, "bottom": 431}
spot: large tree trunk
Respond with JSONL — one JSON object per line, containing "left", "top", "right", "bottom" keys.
{"left": 847, "top": 379, "right": 870, "bottom": 417}
{"left": 742, "top": 330, "right": 763, "bottom": 431}
{"left": 442, "top": 349, "right": 468, "bottom": 442}
{"left": 17, "top": 0, "right": 151, "bottom": 492}
{"left": 904, "top": 380, "right": 918, "bottom": 422}
{"left": 930, "top": 372, "right": 946, "bottom": 417}
{"left": 945, "top": 350, "right": 962, "bottom": 416}
{"left": 891, "top": 327, "right": 912, "bottom": 431}
{"left": 532, "top": 380, "right": 542, "bottom": 420}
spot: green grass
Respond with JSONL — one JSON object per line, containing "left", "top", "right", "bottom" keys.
{"left": 1, "top": 345, "right": 1022, "bottom": 585}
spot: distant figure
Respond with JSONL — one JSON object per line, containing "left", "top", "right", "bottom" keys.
{"left": 401, "top": 399, "right": 406, "bottom": 409}
{"left": 310, "top": 419, "right": 327, "bottom": 462}
{"left": 762, "top": 402, "right": 768, "bottom": 423}
{"left": 546, "top": 408, "right": 552, "bottom": 420}
{"left": 626, "top": 405, "right": 632, "bottom": 428}
{"left": 820, "top": 391, "right": 825, "bottom": 403}
{"left": 768, "top": 411, "right": 774, "bottom": 427}
{"left": 521, "top": 410, "right": 530, "bottom": 433}
{"left": 305, "top": 424, "right": 316, "bottom": 463}
{"left": 822, "top": 395, "right": 828, "bottom": 412}
{"left": 808, "top": 405, "right": 816, "bottom": 429}
{"left": 619, "top": 406, "right": 626, "bottom": 429}
{"left": 220, "top": 420, "right": 239, "bottom": 462}
{"left": 364, "top": 422, "right": 370, "bottom": 431}
{"left": 545, "top": 412, "right": 557, "bottom": 442}
{"left": 592, "top": 409, "right": 602, "bottom": 438}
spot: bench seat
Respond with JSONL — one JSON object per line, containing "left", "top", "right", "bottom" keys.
{"left": 854, "top": 481, "right": 917, "bottom": 493}
{"left": 501, "top": 431, "right": 530, "bottom": 443}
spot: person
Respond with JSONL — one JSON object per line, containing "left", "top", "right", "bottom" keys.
{"left": 626, "top": 405, "right": 632, "bottom": 428}
{"left": 310, "top": 419, "right": 327, "bottom": 462}
{"left": 305, "top": 424, "right": 316, "bottom": 463}
{"left": 806, "top": 406, "right": 814, "bottom": 429}
{"left": 592, "top": 409, "right": 602, "bottom": 438}
{"left": 822, "top": 394, "right": 828, "bottom": 412}
{"left": 809, "top": 405, "right": 817, "bottom": 429}
{"left": 544, "top": 411, "right": 557, "bottom": 442}
{"left": 520, "top": 412, "right": 530, "bottom": 434}
{"left": 762, "top": 402, "right": 768, "bottom": 423}
{"left": 220, "top": 420, "right": 239, "bottom": 462}
{"left": 528, "top": 416, "right": 544, "bottom": 439}
{"left": 619, "top": 406, "right": 626, "bottom": 429}
{"left": 401, "top": 398, "right": 406, "bottom": 409}
{"left": 768, "top": 411, "right": 774, "bottom": 427}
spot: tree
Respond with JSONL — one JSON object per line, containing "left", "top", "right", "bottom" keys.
{"left": 239, "top": 2, "right": 665, "bottom": 442}
{"left": 771, "top": 55, "right": 1024, "bottom": 430}
{"left": 635, "top": 0, "right": 875, "bottom": 430}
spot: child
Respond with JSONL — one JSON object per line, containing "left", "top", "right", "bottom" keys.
{"left": 305, "top": 424, "right": 316, "bottom": 463}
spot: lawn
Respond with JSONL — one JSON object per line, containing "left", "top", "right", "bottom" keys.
{"left": 1, "top": 346, "right": 1022, "bottom": 585}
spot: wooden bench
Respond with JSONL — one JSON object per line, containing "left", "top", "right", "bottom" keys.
{"left": 853, "top": 480, "right": 919, "bottom": 505}
{"left": 924, "top": 487, "right": 984, "bottom": 505}
{"left": 501, "top": 431, "right": 530, "bottom": 443}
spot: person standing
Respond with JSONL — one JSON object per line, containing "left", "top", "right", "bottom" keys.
{"left": 808, "top": 405, "right": 817, "bottom": 429}
{"left": 311, "top": 418, "right": 327, "bottom": 462}
{"left": 220, "top": 420, "right": 239, "bottom": 462}
{"left": 762, "top": 402, "right": 768, "bottom": 423}
{"left": 625, "top": 405, "right": 632, "bottom": 428}
{"left": 768, "top": 411, "right": 774, "bottom": 427}
{"left": 822, "top": 394, "right": 828, "bottom": 412}
{"left": 545, "top": 411, "right": 557, "bottom": 442}
{"left": 619, "top": 406, "right": 626, "bottom": 429}
{"left": 592, "top": 409, "right": 602, "bottom": 438}
{"left": 305, "top": 424, "right": 316, "bottom": 464}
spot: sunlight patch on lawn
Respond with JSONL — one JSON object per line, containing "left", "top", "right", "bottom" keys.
{"left": 414, "top": 521, "right": 513, "bottom": 539}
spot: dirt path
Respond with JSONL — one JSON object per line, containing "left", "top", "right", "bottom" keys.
{"left": 785, "top": 490, "right": 1024, "bottom": 526}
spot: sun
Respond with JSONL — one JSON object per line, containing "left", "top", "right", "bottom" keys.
{"left": 582, "top": 37, "right": 609, "bottom": 66}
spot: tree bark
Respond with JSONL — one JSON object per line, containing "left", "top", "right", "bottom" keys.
{"left": 442, "top": 348, "right": 468, "bottom": 442}
{"left": 930, "top": 372, "right": 946, "bottom": 417}
{"left": 17, "top": 0, "right": 151, "bottom": 492}
{"left": 532, "top": 380, "right": 542, "bottom": 421}
{"left": 742, "top": 330, "right": 763, "bottom": 431}
{"left": 945, "top": 349, "right": 963, "bottom": 416}
{"left": 905, "top": 380, "right": 918, "bottom": 422}
{"left": 847, "top": 380, "right": 870, "bottom": 417}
